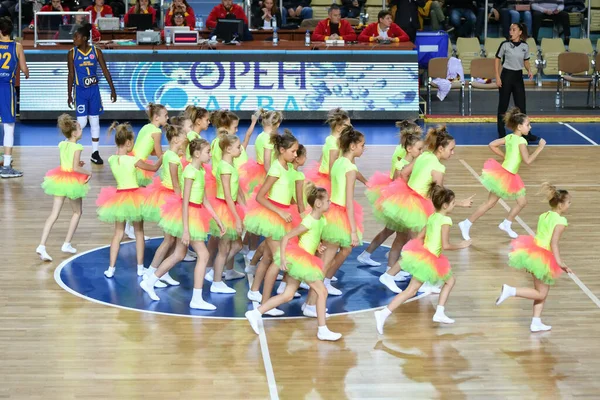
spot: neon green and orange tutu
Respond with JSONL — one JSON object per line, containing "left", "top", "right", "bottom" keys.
{"left": 204, "top": 164, "right": 217, "bottom": 199}
{"left": 42, "top": 167, "right": 89, "bottom": 199}
{"left": 209, "top": 197, "right": 246, "bottom": 240}
{"left": 274, "top": 241, "right": 324, "bottom": 283}
{"left": 96, "top": 187, "right": 148, "bottom": 223}
{"left": 480, "top": 159, "right": 526, "bottom": 199}
{"left": 304, "top": 162, "right": 332, "bottom": 194}
{"left": 244, "top": 197, "right": 301, "bottom": 241}
{"left": 158, "top": 196, "right": 211, "bottom": 241}
{"left": 239, "top": 159, "right": 265, "bottom": 196}
{"left": 142, "top": 178, "right": 176, "bottom": 223}
{"left": 508, "top": 235, "right": 563, "bottom": 285}
{"left": 365, "top": 172, "right": 408, "bottom": 231}
{"left": 321, "top": 201, "right": 364, "bottom": 247}
{"left": 400, "top": 238, "right": 452, "bottom": 284}
{"left": 376, "top": 178, "right": 434, "bottom": 233}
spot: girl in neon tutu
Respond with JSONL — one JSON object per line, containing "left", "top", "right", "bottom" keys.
{"left": 375, "top": 126, "right": 474, "bottom": 293}
{"left": 358, "top": 120, "right": 423, "bottom": 268}
{"left": 182, "top": 105, "right": 210, "bottom": 165}
{"left": 245, "top": 131, "right": 301, "bottom": 316}
{"left": 459, "top": 108, "right": 546, "bottom": 241}
{"left": 375, "top": 184, "right": 472, "bottom": 334}
{"left": 246, "top": 183, "right": 343, "bottom": 341}
{"left": 36, "top": 114, "right": 92, "bottom": 261}
{"left": 97, "top": 122, "right": 162, "bottom": 278}
{"left": 126, "top": 102, "right": 169, "bottom": 240}
{"left": 318, "top": 126, "right": 366, "bottom": 296}
{"left": 304, "top": 108, "right": 351, "bottom": 193}
{"left": 209, "top": 134, "right": 247, "bottom": 294}
{"left": 496, "top": 182, "right": 572, "bottom": 332}
{"left": 141, "top": 123, "right": 186, "bottom": 288}
{"left": 140, "top": 138, "right": 225, "bottom": 309}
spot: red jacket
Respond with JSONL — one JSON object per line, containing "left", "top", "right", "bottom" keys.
{"left": 30, "top": 5, "right": 70, "bottom": 26}
{"left": 124, "top": 6, "right": 157, "bottom": 26}
{"left": 164, "top": 6, "right": 196, "bottom": 28}
{"left": 206, "top": 4, "right": 248, "bottom": 29}
{"left": 358, "top": 22, "right": 410, "bottom": 43}
{"left": 85, "top": 5, "right": 113, "bottom": 24}
{"left": 311, "top": 19, "right": 357, "bottom": 41}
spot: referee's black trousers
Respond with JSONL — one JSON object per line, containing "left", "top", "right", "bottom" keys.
{"left": 497, "top": 69, "right": 526, "bottom": 137}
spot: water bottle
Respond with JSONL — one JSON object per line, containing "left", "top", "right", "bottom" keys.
{"left": 305, "top": 30, "right": 310, "bottom": 47}
{"left": 555, "top": 92, "right": 560, "bottom": 107}
{"left": 272, "top": 27, "right": 278, "bottom": 46}
{"left": 198, "top": 15, "right": 204, "bottom": 30}
{"left": 119, "top": 15, "right": 124, "bottom": 29}
{"left": 272, "top": 18, "right": 277, "bottom": 29}
{"left": 166, "top": 34, "right": 171, "bottom": 46}
{"left": 195, "top": 16, "right": 199, "bottom": 29}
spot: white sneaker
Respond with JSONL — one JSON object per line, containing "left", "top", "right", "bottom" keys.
{"left": 264, "top": 308, "right": 285, "bottom": 317}
{"left": 61, "top": 243, "right": 77, "bottom": 254}
{"left": 379, "top": 273, "right": 403, "bottom": 293}
{"left": 458, "top": 220, "right": 472, "bottom": 241}
{"left": 357, "top": 252, "right": 381, "bottom": 266}
{"left": 495, "top": 284, "right": 513, "bottom": 306}
{"left": 433, "top": 312, "right": 455, "bottom": 324}
{"left": 36, "top": 245, "right": 53, "bottom": 262}
{"left": 530, "top": 322, "right": 552, "bottom": 332}
{"left": 205, "top": 269, "right": 214, "bottom": 282}
{"left": 140, "top": 280, "right": 160, "bottom": 301}
{"left": 387, "top": 269, "right": 410, "bottom": 282}
{"left": 317, "top": 328, "right": 342, "bottom": 341}
{"left": 104, "top": 267, "right": 115, "bottom": 278}
{"left": 189, "top": 299, "right": 216, "bottom": 310}
{"left": 210, "top": 281, "right": 236, "bottom": 294}
{"left": 225, "top": 269, "right": 245, "bottom": 280}
{"left": 374, "top": 310, "right": 386, "bottom": 335}
{"left": 136, "top": 265, "right": 146, "bottom": 276}
{"left": 245, "top": 264, "right": 257, "bottom": 275}
{"left": 330, "top": 276, "right": 338, "bottom": 282}
{"left": 299, "top": 282, "right": 310, "bottom": 290}
{"left": 160, "top": 272, "right": 180, "bottom": 286}
{"left": 303, "top": 307, "right": 330, "bottom": 318}
{"left": 499, "top": 221, "right": 518, "bottom": 239}
{"left": 245, "top": 309, "right": 261, "bottom": 334}
{"left": 276, "top": 273, "right": 284, "bottom": 281}
{"left": 142, "top": 273, "right": 167, "bottom": 288}
{"left": 183, "top": 251, "right": 197, "bottom": 262}
{"left": 247, "top": 290, "right": 262, "bottom": 302}
{"left": 326, "top": 283, "right": 342, "bottom": 296}
{"left": 421, "top": 282, "right": 442, "bottom": 294}
{"left": 125, "top": 224, "right": 136, "bottom": 240}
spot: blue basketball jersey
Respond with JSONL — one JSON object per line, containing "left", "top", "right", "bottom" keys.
{"left": 0, "top": 41, "right": 18, "bottom": 85}
{"left": 73, "top": 45, "right": 99, "bottom": 88}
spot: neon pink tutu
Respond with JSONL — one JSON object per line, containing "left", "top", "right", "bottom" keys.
{"left": 508, "top": 235, "right": 563, "bottom": 285}
{"left": 304, "top": 162, "right": 332, "bottom": 193}
{"left": 481, "top": 158, "right": 526, "bottom": 199}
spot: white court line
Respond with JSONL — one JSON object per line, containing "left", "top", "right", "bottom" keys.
{"left": 559, "top": 122, "right": 599, "bottom": 145}
{"left": 460, "top": 159, "right": 600, "bottom": 309}
{"left": 246, "top": 273, "right": 279, "bottom": 400}
{"left": 449, "top": 183, "right": 600, "bottom": 188}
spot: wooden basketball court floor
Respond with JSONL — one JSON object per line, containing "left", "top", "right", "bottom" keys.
{"left": 2, "top": 143, "right": 600, "bottom": 399}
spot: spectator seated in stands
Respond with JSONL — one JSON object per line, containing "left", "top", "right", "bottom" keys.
{"left": 86, "top": 0, "right": 113, "bottom": 26}
{"left": 341, "top": 0, "right": 365, "bottom": 18}
{"left": 358, "top": 10, "right": 410, "bottom": 42}
{"left": 251, "top": 0, "right": 282, "bottom": 29}
{"left": 29, "top": 0, "right": 70, "bottom": 30}
{"left": 162, "top": 9, "right": 190, "bottom": 39}
{"left": 475, "top": 0, "right": 500, "bottom": 38}
{"left": 282, "top": 0, "right": 312, "bottom": 25}
{"left": 124, "top": 0, "right": 157, "bottom": 26}
{"left": 389, "top": 0, "right": 423, "bottom": 43}
{"left": 164, "top": 0, "right": 195, "bottom": 27}
{"left": 207, "top": 0, "right": 248, "bottom": 29}
{"left": 531, "top": 0, "right": 570, "bottom": 43}
{"left": 311, "top": 4, "right": 357, "bottom": 41}
{"left": 418, "top": 0, "right": 453, "bottom": 32}
{"left": 500, "top": 0, "right": 532, "bottom": 38}
{"left": 446, "top": 0, "right": 477, "bottom": 37}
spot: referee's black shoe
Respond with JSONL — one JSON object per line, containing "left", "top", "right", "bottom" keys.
{"left": 91, "top": 151, "right": 104, "bottom": 165}
{"left": 525, "top": 133, "right": 540, "bottom": 144}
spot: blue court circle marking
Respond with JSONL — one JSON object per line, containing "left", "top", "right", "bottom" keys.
{"left": 54, "top": 238, "right": 430, "bottom": 320}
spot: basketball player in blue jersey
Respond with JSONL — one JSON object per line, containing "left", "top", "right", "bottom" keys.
{"left": 67, "top": 23, "right": 116, "bottom": 165}
{"left": 0, "top": 17, "right": 29, "bottom": 179}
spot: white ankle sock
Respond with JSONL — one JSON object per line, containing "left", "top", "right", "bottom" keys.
{"left": 532, "top": 317, "right": 541, "bottom": 325}
{"left": 147, "top": 274, "right": 159, "bottom": 287}
{"left": 503, "top": 219, "right": 512, "bottom": 227}
{"left": 324, "top": 278, "right": 331, "bottom": 286}
{"left": 318, "top": 325, "right": 330, "bottom": 335}
{"left": 463, "top": 219, "right": 472, "bottom": 228}
{"left": 436, "top": 305, "right": 445, "bottom": 314}
{"left": 192, "top": 288, "right": 203, "bottom": 302}
{"left": 4, "top": 155, "right": 12, "bottom": 166}
{"left": 382, "top": 307, "right": 392, "bottom": 318}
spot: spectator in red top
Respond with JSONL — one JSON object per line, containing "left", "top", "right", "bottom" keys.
{"left": 85, "top": 0, "right": 113, "bottom": 26}
{"left": 124, "top": 0, "right": 157, "bottom": 26}
{"left": 29, "top": 0, "right": 70, "bottom": 29}
{"left": 358, "top": 10, "right": 410, "bottom": 42}
{"left": 312, "top": 5, "right": 356, "bottom": 41}
{"left": 164, "top": 0, "right": 196, "bottom": 27}
{"left": 206, "top": 0, "right": 248, "bottom": 29}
